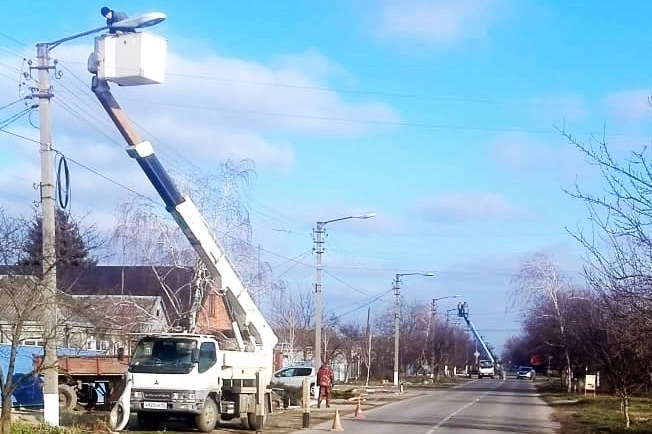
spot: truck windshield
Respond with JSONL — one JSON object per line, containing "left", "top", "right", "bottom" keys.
{"left": 130, "top": 337, "right": 196, "bottom": 374}
{"left": 479, "top": 360, "right": 493, "bottom": 368}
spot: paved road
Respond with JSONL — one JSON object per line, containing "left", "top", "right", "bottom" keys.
{"left": 292, "top": 378, "right": 560, "bottom": 434}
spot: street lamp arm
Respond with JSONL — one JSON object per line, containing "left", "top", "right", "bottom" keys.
{"left": 46, "top": 26, "right": 108, "bottom": 49}
{"left": 318, "top": 212, "right": 376, "bottom": 227}
{"left": 395, "top": 272, "right": 435, "bottom": 283}
{"left": 433, "top": 295, "right": 462, "bottom": 303}
{"left": 45, "top": 12, "right": 167, "bottom": 49}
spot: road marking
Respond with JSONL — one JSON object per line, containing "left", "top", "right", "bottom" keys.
{"left": 425, "top": 383, "right": 503, "bottom": 433}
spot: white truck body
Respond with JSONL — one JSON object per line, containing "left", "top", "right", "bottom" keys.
{"left": 127, "top": 334, "right": 273, "bottom": 430}
{"left": 90, "top": 31, "right": 277, "bottom": 432}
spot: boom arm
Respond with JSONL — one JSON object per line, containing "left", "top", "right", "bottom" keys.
{"left": 91, "top": 77, "right": 278, "bottom": 354}
{"left": 457, "top": 304, "right": 495, "bottom": 364}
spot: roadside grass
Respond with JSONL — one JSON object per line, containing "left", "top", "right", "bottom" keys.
{"left": 537, "top": 379, "right": 652, "bottom": 433}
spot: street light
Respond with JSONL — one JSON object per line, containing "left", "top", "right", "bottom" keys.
{"left": 393, "top": 272, "right": 434, "bottom": 386}
{"left": 429, "top": 295, "right": 461, "bottom": 379}
{"left": 314, "top": 212, "right": 375, "bottom": 368}
{"left": 35, "top": 12, "right": 165, "bottom": 426}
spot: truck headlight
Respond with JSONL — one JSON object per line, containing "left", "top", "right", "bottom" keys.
{"left": 132, "top": 391, "right": 144, "bottom": 400}
{"left": 172, "top": 391, "right": 196, "bottom": 402}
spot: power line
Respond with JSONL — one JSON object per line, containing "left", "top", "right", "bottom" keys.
{"left": 50, "top": 149, "right": 162, "bottom": 207}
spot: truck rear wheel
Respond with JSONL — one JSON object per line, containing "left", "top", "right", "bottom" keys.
{"left": 195, "top": 397, "right": 218, "bottom": 432}
{"left": 245, "top": 394, "right": 269, "bottom": 430}
{"left": 58, "top": 384, "right": 77, "bottom": 412}
{"left": 247, "top": 412, "right": 266, "bottom": 430}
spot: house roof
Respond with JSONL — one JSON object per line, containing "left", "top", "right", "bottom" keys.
{"left": 58, "top": 294, "right": 167, "bottom": 334}
{"left": 0, "top": 265, "right": 234, "bottom": 335}
{"left": 57, "top": 266, "right": 194, "bottom": 327}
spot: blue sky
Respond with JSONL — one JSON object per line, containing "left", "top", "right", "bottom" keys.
{"left": 2, "top": 1, "right": 651, "bottom": 354}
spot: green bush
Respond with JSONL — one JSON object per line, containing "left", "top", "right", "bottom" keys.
{"left": 10, "top": 421, "right": 83, "bottom": 434}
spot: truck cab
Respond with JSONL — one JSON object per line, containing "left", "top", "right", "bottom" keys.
{"left": 478, "top": 359, "right": 495, "bottom": 379}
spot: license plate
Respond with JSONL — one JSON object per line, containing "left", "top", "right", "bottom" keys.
{"left": 143, "top": 401, "right": 167, "bottom": 410}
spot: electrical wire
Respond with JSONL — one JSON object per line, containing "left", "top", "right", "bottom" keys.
{"left": 0, "top": 98, "right": 27, "bottom": 112}
{"left": 50, "top": 149, "right": 163, "bottom": 207}
{"left": 0, "top": 126, "right": 40, "bottom": 145}
{"left": 0, "top": 107, "right": 31, "bottom": 129}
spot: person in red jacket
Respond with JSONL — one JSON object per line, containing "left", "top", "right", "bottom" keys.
{"left": 317, "top": 360, "right": 334, "bottom": 408}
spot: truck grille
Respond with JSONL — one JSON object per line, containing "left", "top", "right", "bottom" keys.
{"left": 143, "top": 391, "right": 171, "bottom": 400}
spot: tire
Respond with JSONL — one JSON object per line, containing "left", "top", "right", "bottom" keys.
{"left": 247, "top": 399, "right": 269, "bottom": 432}
{"left": 108, "top": 401, "right": 127, "bottom": 431}
{"left": 241, "top": 415, "right": 250, "bottom": 430}
{"left": 247, "top": 413, "right": 260, "bottom": 431}
{"left": 137, "top": 412, "right": 159, "bottom": 430}
{"left": 58, "top": 384, "right": 77, "bottom": 412}
{"left": 195, "top": 397, "right": 218, "bottom": 432}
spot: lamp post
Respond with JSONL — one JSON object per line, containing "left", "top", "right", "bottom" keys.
{"left": 430, "top": 295, "right": 461, "bottom": 379}
{"left": 314, "top": 212, "right": 375, "bottom": 367}
{"left": 34, "top": 12, "right": 165, "bottom": 426}
{"left": 393, "top": 272, "right": 434, "bottom": 386}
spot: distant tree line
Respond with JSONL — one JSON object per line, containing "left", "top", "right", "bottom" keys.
{"left": 503, "top": 135, "right": 652, "bottom": 429}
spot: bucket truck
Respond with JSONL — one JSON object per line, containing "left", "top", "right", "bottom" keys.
{"left": 457, "top": 302, "right": 501, "bottom": 379}
{"left": 87, "top": 27, "right": 278, "bottom": 432}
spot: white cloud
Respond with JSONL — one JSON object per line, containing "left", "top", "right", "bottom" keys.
{"left": 529, "top": 93, "right": 588, "bottom": 123}
{"left": 489, "top": 132, "right": 553, "bottom": 173}
{"left": 417, "top": 192, "right": 526, "bottom": 222}
{"left": 605, "top": 89, "right": 651, "bottom": 123}
{"left": 377, "top": 0, "right": 504, "bottom": 45}
{"left": 488, "top": 132, "right": 595, "bottom": 187}
{"left": 0, "top": 43, "right": 399, "bottom": 228}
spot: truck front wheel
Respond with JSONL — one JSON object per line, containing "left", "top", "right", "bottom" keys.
{"left": 137, "top": 412, "right": 159, "bottom": 430}
{"left": 195, "top": 397, "right": 218, "bottom": 432}
{"left": 58, "top": 384, "right": 77, "bottom": 412}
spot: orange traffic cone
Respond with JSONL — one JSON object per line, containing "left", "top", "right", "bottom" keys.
{"left": 354, "top": 396, "right": 365, "bottom": 419}
{"left": 331, "top": 406, "right": 343, "bottom": 431}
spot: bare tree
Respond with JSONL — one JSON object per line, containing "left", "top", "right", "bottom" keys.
{"left": 0, "top": 208, "right": 52, "bottom": 433}
{"left": 512, "top": 254, "right": 576, "bottom": 391}
{"left": 108, "top": 159, "right": 271, "bottom": 332}
{"left": 560, "top": 132, "right": 652, "bottom": 426}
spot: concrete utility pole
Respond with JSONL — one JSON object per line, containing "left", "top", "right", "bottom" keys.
{"left": 430, "top": 298, "right": 436, "bottom": 378}
{"left": 313, "top": 213, "right": 375, "bottom": 368}
{"left": 314, "top": 221, "right": 325, "bottom": 368}
{"left": 35, "top": 42, "right": 59, "bottom": 426}
{"left": 33, "top": 22, "right": 109, "bottom": 428}
{"left": 392, "top": 275, "right": 400, "bottom": 386}
{"left": 392, "top": 272, "right": 434, "bottom": 386}
{"left": 32, "top": 14, "right": 163, "bottom": 426}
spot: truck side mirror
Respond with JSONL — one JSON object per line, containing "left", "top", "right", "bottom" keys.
{"left": 117, "top": 347, "right": 125, "bottom": 361}
{"left": 191, "top": 348, "right": 199, "bottom": 363}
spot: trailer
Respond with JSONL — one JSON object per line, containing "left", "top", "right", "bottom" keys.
{"left": 55, "top": 354, "right": 128, "bottom": 411}
{"left": 1, "top": 344, "right": 127, "bottom": 411}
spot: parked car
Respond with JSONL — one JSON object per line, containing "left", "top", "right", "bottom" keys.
{"left": 516, "top": 366, "right": 536, "bottom": 380}
{"left": 271, "top": 365, "right": 317, "bottom": 406}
